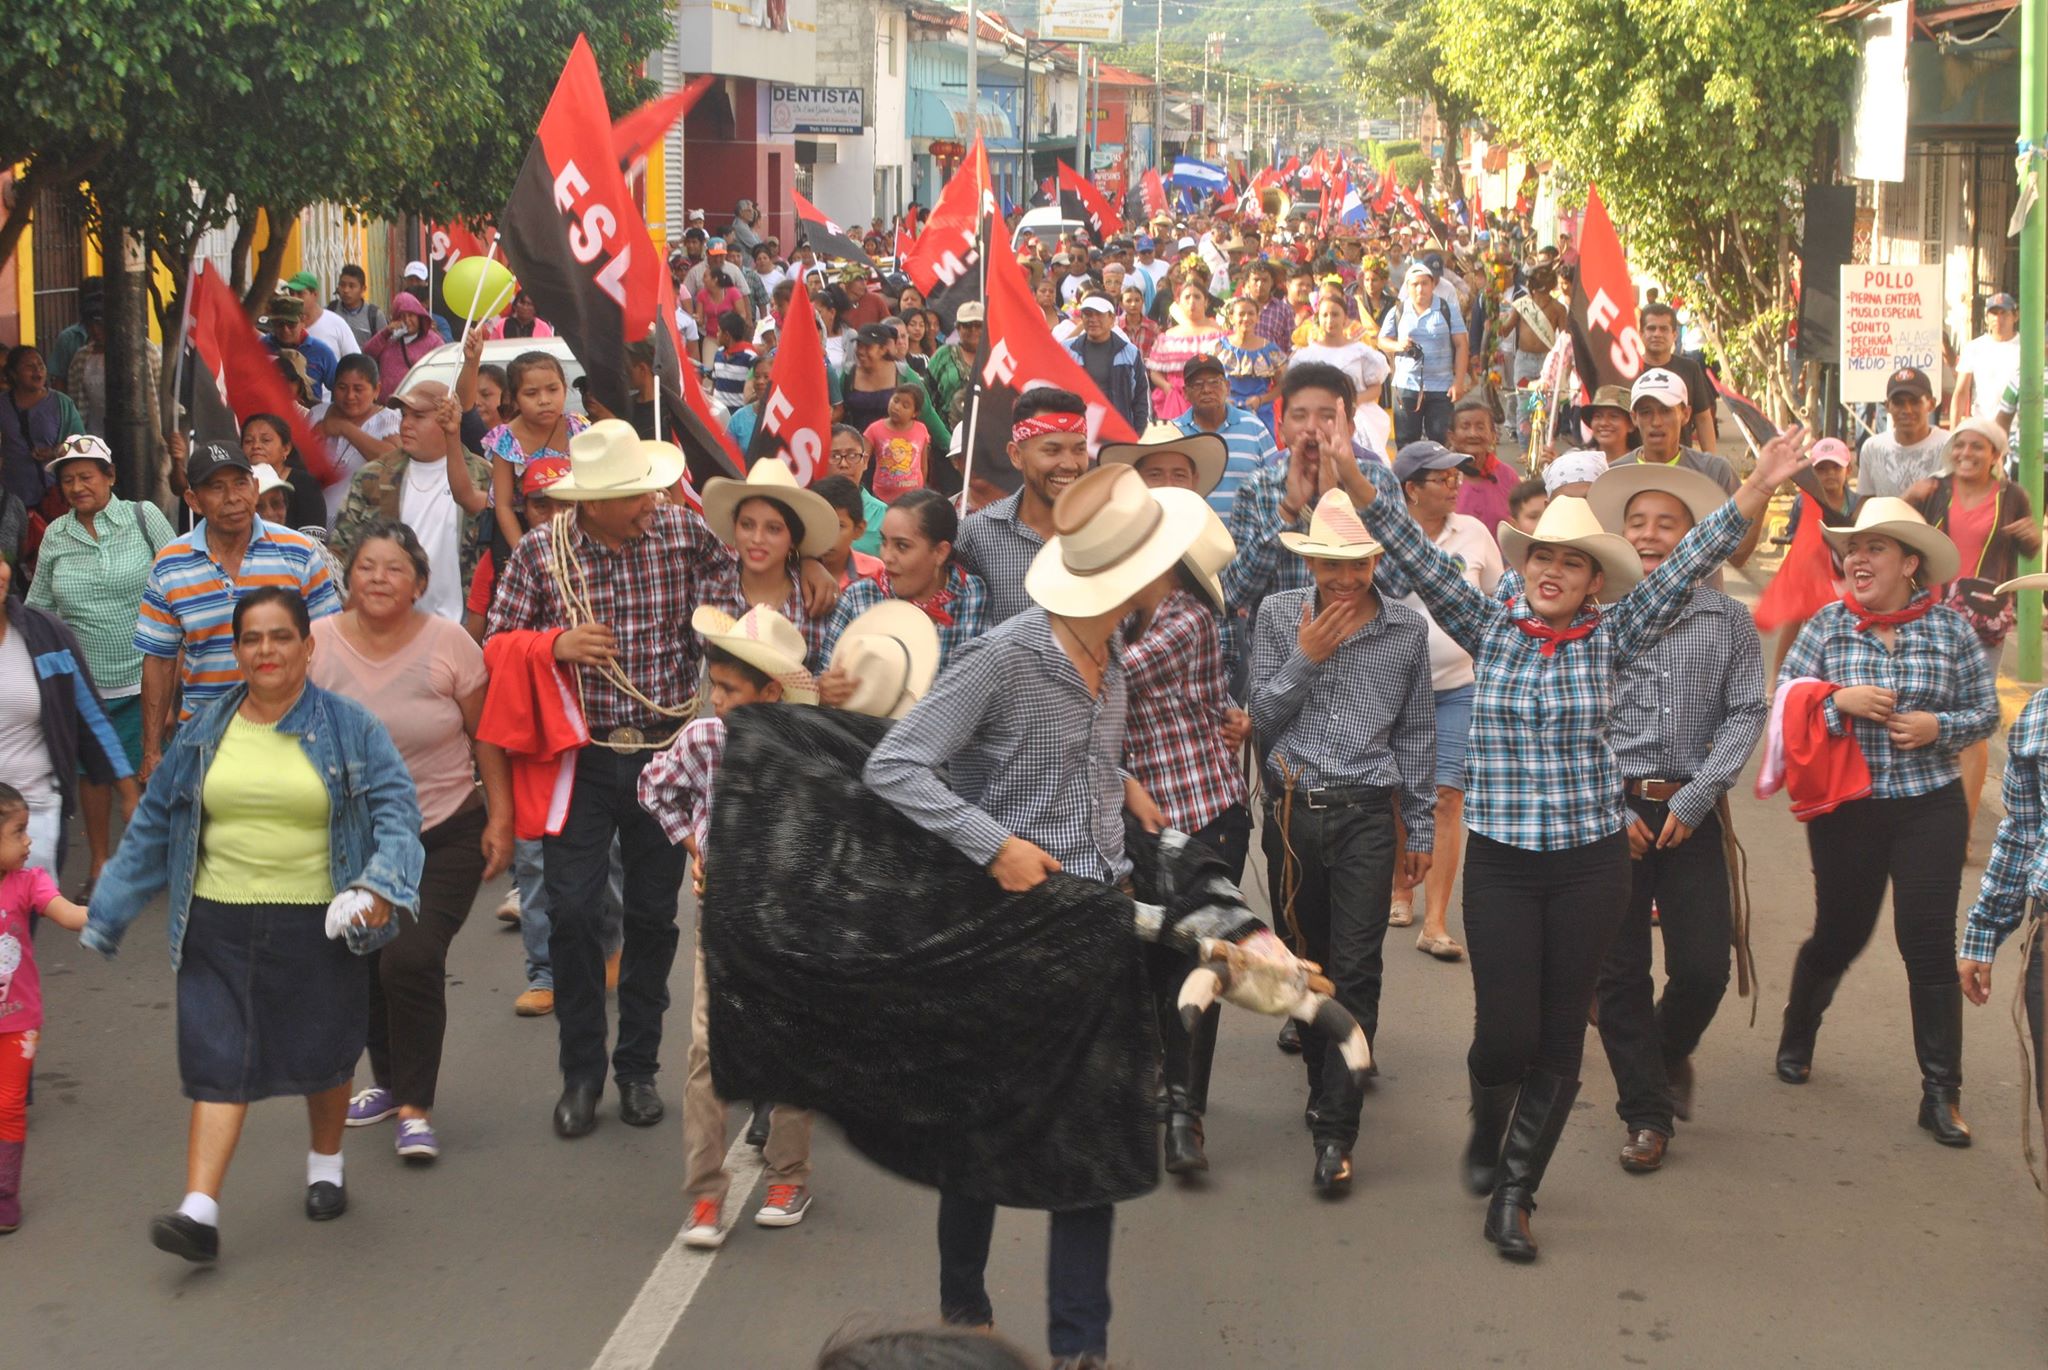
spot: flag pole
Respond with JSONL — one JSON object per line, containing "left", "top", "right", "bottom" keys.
{"left": 460, "top": 240, "right": 509, "bottom": 342}
{"left": 169, "top": 254, "right": 204, "bottom": 441}
{"left": 959, "top": 209, "right": 991, "bottom": 503}
{"left": 651, "top": 322, "right": 662, "bottom": 443}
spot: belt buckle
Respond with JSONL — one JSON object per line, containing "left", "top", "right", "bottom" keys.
{"left": 1303, "top": 788, "right": 1328, "bottom": 811}
{"left": 606, "top": 725, "right": 646, "bottom": 747}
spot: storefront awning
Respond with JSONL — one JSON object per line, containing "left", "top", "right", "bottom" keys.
{"left": 912, "top": 89, "right": 1017, "bottom": 142}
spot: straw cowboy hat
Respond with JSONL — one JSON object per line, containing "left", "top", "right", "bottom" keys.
{"left": 1097, "top": 421, "right": 1230, "bottom": 497}
{"left": 827, "top": 599, "right": 940, "bottom": 720}
{"left": 1821, "top": 496, "right": 1960, "bottom": 587}
{"left": 690, "top": 605, "right": 819, "bottom": 705}
{"left": 1585, "top": 461, "right": 1730, "bottom": 536}
{"left": 1498, "top": 495, "right": 1645, "bottom": 601}
{"left": 1170, "top": 489, "right": 1236, "bottom": 612}
{"left": 699, "top": 457, "right": 838, "bottom": 557}
{"left": 1280, "top": 489, "right": 1385, "bottom": 562}
{"left": 548, "top": 419, "right": 685, "bottom": 501}
{"left": 1024, "top": 464, "right": 1215, "bottom": 616}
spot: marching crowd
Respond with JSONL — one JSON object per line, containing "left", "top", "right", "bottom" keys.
{"left": 0, "top": 191, "right": 2044, "bottom": 1370}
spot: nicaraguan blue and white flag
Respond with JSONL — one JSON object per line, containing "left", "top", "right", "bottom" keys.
{"left": 1169, "top": 157, "right": 1228, "bottom": 193}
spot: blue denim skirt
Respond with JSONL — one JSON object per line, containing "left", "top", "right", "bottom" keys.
{"left": 177, "top": 897, "right": 368, "bottom": 1103}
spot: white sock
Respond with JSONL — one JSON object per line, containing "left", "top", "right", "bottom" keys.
{"left": 307, "top": 1150, "right": 344, "bottom": 1188}
{"left": 177, "top": 1191, "right": 220, "bottom": 1227}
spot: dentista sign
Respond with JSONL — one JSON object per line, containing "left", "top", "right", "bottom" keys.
{"left": 770, "top": 85, "right": 865, "bottom": 136}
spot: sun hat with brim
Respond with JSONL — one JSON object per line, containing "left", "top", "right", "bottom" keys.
{"left": 699, "top": 456, "right": 839, "bottom": 557}
{"left": 691, "top": 605, "right": 819, "bottom": 705}
{"left": 1096, "top": 421, "right": 1230, "bottom": 497}
{"left": 828, "top": 599, "right": 939, "bottom": 720}
{"left": 1168, "top": 489, "right": 1235, "bottom": 611}
{"left": 1498, "top": 495, "right": 1644, "bottom": 602}
{"left": 1024, "top": 465, "right": 1214, "bottom": 617}
{"left": 1586, "top": 461, "right": 1730, "bottom": 537}
{"left": 1820, "top": 496, "right": 1960, "bottom": 587}
{"left": 48, "top": 433, "right": 115, "bottom": 476}
{"left": 547, "top": 418, "right": 686, "bottom": 502}
{"left": 1280, "top": 488, "right": 1385, "bottom": 562}
{"left": 1997, "top": 572, "right": 2048, "bottom": 595}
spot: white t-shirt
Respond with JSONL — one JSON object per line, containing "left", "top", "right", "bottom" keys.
{"left": 305, "top": 307, "right": 362, "bottom": 359}
{"left": 398, "top": 457, "right": 465, "bottom": 622}
{"left": 309, "top": 403, "right": 402, "bottom": 522}
{"left": 1134, "top": 258, "right": 1167, "bottom": 288}
{"left": 1291, "top": 340, "right": 1389, "bottom": 396}
{"left": 1058, "top": 273, "right": 1091, "bottom": 305}
{"left": 1395, "top": 512, "right": 1502, "bottom": 692}
{"left": 1958, "top": 332, "right": 2021, "bottom": 421}
{"left": 0, "top": 629, "right": 56, "bottom": 807}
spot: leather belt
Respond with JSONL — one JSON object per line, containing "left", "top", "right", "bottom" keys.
{"left": 1625, "top": 777, "right": 1690, "bottom": 803}
{"left": 1269, "top": 783, "right": 1394, "bottom": 812}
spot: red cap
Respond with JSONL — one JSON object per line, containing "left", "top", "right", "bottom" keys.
{"left": 522, "top": 455, "right": 572, "bottom": 497}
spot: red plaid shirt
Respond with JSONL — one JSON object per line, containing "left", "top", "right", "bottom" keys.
{"left": 1121, "top": 589, "right": 1245, "bottom": 832}
{"left": 486, "top": 504, "right": 728, "bottom": 735}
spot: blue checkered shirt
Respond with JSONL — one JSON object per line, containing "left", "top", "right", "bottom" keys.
{"left": 864, "top": 607, "right": 1131, "bottom": 883}
{"left": 1175, "top": 405, "right": 1284, "bottom": 518}
{"left": 1362, "top": 494, "right": 1753, "bottom": 851}
{"left": 1776, "top": 597, "right": 1998, "bottom": 800}
{"left": 952, "top": 491, "right": 1043, "bottom": 626}
{"left": 820, "top": 564, "right": 989, "bottom": 674}
{"left": 1611, "top": 587, "right": 1768, "bottom": 830}
{"left": 1966, "top": 688, "right": 2048, "bottom": 962}
{"left": 1248, "top": 586, "right": 1437, "bottom": 849}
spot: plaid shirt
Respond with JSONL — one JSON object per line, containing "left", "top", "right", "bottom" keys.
{"left": 822, "top": 564, "right": 989, "bottom": 673}
{"left": 1777, "top": 597, "right": 1998, "bottom": 799}
{"left": 1255, "top": 298, "right": 1297, "bottom": 354}
{"left": 1363, "top": 494, "right": 1752, "bottom": 851}
{"left": 865, "top": 607, "right": 1131, "bottom": 883}
{"left": 637, "top": 716, "right": 725, "bottom": 852}
{"left": 485, "top": 503, "right": 727, "bottom": 736}
{"left": 1610, "top": 587, "right": 1768, "bottom": 830}
{"left": 1248, "top": 586, "right": 1437, "bottom": 849}
{"left": 1966, "top": 688, "right": 2048, "bottom": 962}
{"left": 1122, "top": 589, "right": 1245, "bottom": 833}
{"left": 699, "top": 556, "right": 830, "bottom": 670}
{"left": 953, "top": 491, "right": 1045, "bottom": 626}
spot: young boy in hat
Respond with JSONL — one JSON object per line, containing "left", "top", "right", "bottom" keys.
{"left": 1248, "top": 486, "right": 1436, "bottom": 1195}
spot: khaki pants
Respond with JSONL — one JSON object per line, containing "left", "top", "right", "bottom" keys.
{"left": 684, "top": 943, "right": 812, "bottom": 1204}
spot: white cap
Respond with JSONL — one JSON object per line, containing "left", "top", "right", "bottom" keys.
{"left": 1176, "top": 235, "right": 1196, "bottom": 250}
{"left": 1078, "top": 295, "right": 1116, "bottom": 314}
{"left": 1404, "top": 262, "right": 1435, "bottom": 283}
{"left": 1544, "top": 449, "right": 1610, "bottom": 496}
{"left": 1630, "top": 368, "right": 1689, "bottom": 410}
{"left": 402, "top": 260, "right": 428, "bottom": 278}
{"left": 954, "top": 301, "right": 986, "bottom": 323}
{"left": 753, "top": 317, "right": 777, "bottom": 344}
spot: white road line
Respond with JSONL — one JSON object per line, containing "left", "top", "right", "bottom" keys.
{"left": 591, "top": 1129, "right": 766, "bottom": 1370}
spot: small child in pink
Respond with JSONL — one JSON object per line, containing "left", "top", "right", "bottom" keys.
{"left": 862, "top": 384, "right": 932, "bottom": 502}
{"left": 0, "top": 782, "right": 91, "bottom": 1234}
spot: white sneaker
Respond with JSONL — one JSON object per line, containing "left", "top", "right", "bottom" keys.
{"left": 495, "top": 889, "right": 521, "bottom": 924}
{"left": 682, "top": 1198, "right": 727, "bottom": 1249}
{"left": 754, "top": 1184, "right": 811, "bottom": 1228}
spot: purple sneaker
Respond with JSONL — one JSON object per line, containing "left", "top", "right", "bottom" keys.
{"left": 395, "top": 1117, "right": 440, "bottom": 1163}
{"left": 346, "top": 1088, "right": 396, "bottom": 1127}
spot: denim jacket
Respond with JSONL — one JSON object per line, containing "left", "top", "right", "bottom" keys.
{"left": 82, "top": 682, "right": 425, "bottom": 969}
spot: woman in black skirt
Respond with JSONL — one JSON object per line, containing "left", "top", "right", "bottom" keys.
{"left": 84, "top": 587, "right": 424, "bottom": 1264}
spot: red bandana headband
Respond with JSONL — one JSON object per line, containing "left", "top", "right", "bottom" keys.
{"left": 1012, "top": 412, "right": 1088, "bottom": 444}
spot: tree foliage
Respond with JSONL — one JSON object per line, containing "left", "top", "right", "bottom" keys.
{"left": 1431, "top": 0, "right": 1854, "bottom": 407}
{"left": 1315, "top": 0, "right": 1469, "bottom": 189}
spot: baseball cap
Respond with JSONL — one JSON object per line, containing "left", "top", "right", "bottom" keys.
{"left": 1392, "top": 440, "right": 1475, "bottom": 485}
{"left": 261, "top": 294, "right": 304, "bottom": 326}
{"left": 1630, "top": 368, "right": 1689, "bottom": 410}
{"left": 521, "top": 455, "right": 572, "bottom": 498}
{"left": 855, "top": 323, "right": 895, "bottom": 347}
{"left": 1135, "top": 234, "right": 1156, "bottom": 250}
{"left": 402, "top": 260, "right": 429, "bottom": 279}
{"left": 1182, "top": 354, "right": 1227, "bottom": 384}
{"left": 49, "top": 433, "right": 115, "bottom": 475}
{"left": 282, "top": 270, "right": 320, "bottom": 293}
{"left": 1544, "top": 449, "right": 1610, "bottom": 495}
{"left": 953, "top": 301, "right": 986, "bottom": 324}
{"left": 753, "top": 317, "right": 778, "bottom": 344}
{"left": 1078, "top": 295, "right": 1116, "bottom": 315}
{"left": 1986, "top": 292, "right": 2019, "bottom": 313}
{"left": 387, "top": 380, "right": 453, "bottom": 415}
{"left": 1808, "top": 437, "right": 1853, "bottom": 467}
{"left": 1051, "top": 252, "right": 1072, "bottom": 265}
{"left": 1404, "top": 262, "right": 1434, "bottom": 283}
{"left": 1583, "top": 384, "right": 1634, "bottom": 416}
{"left": 1176, "top": 235, "right": 1197, "bottom": 251}
{"left": 707, "top": 236, "right": 728, "bottom": 255}
{"left": 186, "top": 441, "right": 254, "bottom": 489}
{"left": 1886, "top": 366, "right": 1933, "bottom": 401}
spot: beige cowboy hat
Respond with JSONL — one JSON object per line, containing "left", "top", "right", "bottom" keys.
{"left": 1024, "top": 465, "right": 1214, "bottom": 617}
{"left": 699, "top": 457, "right": 839, "bottom": 558}
{"left": 828, "top": 599, "right": 940, "bottom": 720}
{"left": 690, "top": 604, "right": 819, "bottom": 705}
{"left": 1170, "top": 489, "right": 1236, "bottom": 612}
{"left": 1585, "top": 461, "right": 1729, "bottom": 536}
{"left": 548, "top": 419, "right": 686, "bottom": 501}
{"left": 1996, "top": 573, "right": 2048, "bottom": 595}
{"left": 1280, "top": 488, "right": 1385, "bottom": 562}
{"left": 1096, "top": 421, "right": 1230, "bottom": 497}
{"left": 1498, "top": 495, "right": 1644, "bottom": 601}
{"left": 1820, "top": 496, "right": 1960, "bottom": 587}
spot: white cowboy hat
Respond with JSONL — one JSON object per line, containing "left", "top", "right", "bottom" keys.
{"left": 1169, "top": 489, "right": 1235, "bottom": 612}
{"left": 1024, "top": 465, "right": 1214, "bottom": 617}
{"left": 699, "top": 457, "right": 839, "bottom": 558}
{"left": 1820, "top": 496, "right": 1960, "bottom": 587}
{"left": 691, "top": 604, "right": 819, "bottom": 705}
{"left": 1996, "top": 573, "right": 2048, "bottom": 595}
{"left": 1096, "top": 421, "right": 1230, "bottom": 497}
{"left": 1280, "top": 488, "right": 1385, "bottom": 562}
{"left": 1498, "top": 495, "right": 1644, "bottom": 601}
{"left": 548, "top": 419, "right": 686, "bottom": 502}
{"left": 1585, "top": 461, "right": 1729, "bottom": 535}
{"left": 828, "top": 599, "right": 940, "bottom": 720}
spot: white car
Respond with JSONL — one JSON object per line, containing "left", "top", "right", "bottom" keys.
{"left": 1012, "top": 207, "right": 1086, "bottom": 251}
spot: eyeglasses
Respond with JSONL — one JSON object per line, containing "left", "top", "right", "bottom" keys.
{"left": 828, "top": 448, "right": 867, "bottom": 468}
{"left": 1421, "top": 471, "right": 1462, "bottom": 488}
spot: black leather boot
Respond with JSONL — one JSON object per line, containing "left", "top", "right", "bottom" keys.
{"left": 1164, "top": 1004, "right": 1218, "bottom": 1176}
{"left": 1775, "top": 946, "right": 1844, "bottom": 1084}
{"left": 1186, "top": 1003, "right": 1219, "bottom": 1116}
{"left": 1483, "top": 1070, "right": 1580, "bottom": 1262}
{"left": 1163, "top": 1086, "right": 1208, "bottom": 1175}
{"left": 1909, "top": 982, "right": 1972, "bottom": 1147}
{"left": 1463, "top": 1072, "right": 1522, "bottom": 1196}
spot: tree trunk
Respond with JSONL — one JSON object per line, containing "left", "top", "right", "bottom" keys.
{"left": 239, "top": 206, "right": 299, "bottom": 316}
{"left": 97, "top": 188, "right": 160, "bottom": 505}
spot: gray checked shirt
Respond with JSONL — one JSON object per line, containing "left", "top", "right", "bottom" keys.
{"left": 1610, "top": 585, "right": 1767, "bottom": 829}
{"left": 952, "top": 490, "right": 1045, "bottom": 626}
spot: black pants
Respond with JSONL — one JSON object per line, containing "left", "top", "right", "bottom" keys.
{"left": 937, "top": 1192, "right": 1113, "bottom": 1358}
{"left": 1262, "top": 791, "right": 1396, "bottom": 1148}
{"left": 1465, "top": 830, "right": 1631, "bottom": 1085}
{"left": 1801, "top": 785, "right": 1966, "bottom": 988}
{"left": 542, "top": 746, "right": 689, "bottom": 1089}
{"left": 366, "top": 802, "right": 488, "bottom": 1109}
{"left": 1595, "top": 797, "right": 1731, "bottom": 1134}
{"left": 1392, "top": 387, "right": 1454, "bottom": 446}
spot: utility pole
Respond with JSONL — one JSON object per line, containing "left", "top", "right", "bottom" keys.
{"left": 1154, "top": 0, "right": 1166, "bottom": 172}
{"left": 2021, "top": 0, "right": 2046, "bottom": 680}
{"left": 965, "top": 0, "right": 979, "bottom": 151}
{"left": 1076, "top": 44, "right": 1088, "bottom": 176}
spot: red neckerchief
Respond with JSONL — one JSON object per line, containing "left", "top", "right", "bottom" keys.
{"left": 878, "top": 565, "right": 958, "bottom": 628}
{"left": 1841, "top": 588, "right": 1938, "bottom": 633}
{"left": 1512, "top": 605, "right": 1601, "bottom": 656}
{"left": 1468, "top": 449, "right": 1501, "bottom": 481}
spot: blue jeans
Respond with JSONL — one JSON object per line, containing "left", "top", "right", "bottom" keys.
{"left": 515, "top": 837, "right": 626, "bottom": 992}
{"left": 937, "top": 1193, "right": 1113, "bottom": 1357}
